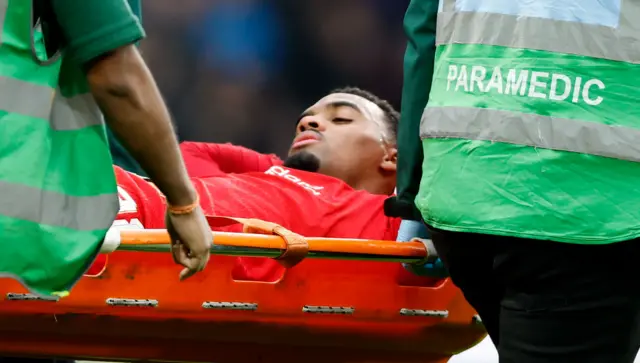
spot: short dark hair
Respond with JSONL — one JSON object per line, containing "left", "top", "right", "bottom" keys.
{"left": 331, "top": 86, "right": 399, "bottom": 144}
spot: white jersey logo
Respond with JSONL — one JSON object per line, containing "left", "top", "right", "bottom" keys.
{"left": 113, "top": 186, "right": 144, "bottom": 230}
{"left": 117, "top": 186, "right": 137, "bottom": 214}
{"left": 265, "top": 166, "right": 324, "bottom": 196}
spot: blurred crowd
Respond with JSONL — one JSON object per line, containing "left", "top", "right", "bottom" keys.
{"left": 140, "top": 0, "right": 410, "bottom": 157}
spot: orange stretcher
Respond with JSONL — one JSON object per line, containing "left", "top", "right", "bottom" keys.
{"left": 0, "top": 217, "right": 486, "bottom": 363}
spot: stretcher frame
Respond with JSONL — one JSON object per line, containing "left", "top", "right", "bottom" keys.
{"left": 0, "top": 226, "right": 487, "bottom": 363}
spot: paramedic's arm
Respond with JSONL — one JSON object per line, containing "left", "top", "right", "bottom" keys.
{"left": 390, "top": 0, "right": 446, "bottom": 279}
{"left": 51, "top": 0, "right": 194, "bottom": 206}
{"left": 180, "top": 142, "right": 283, "bottom": 177}
{"left": 53, "top": 0, "right": 211, "bottom": 278}
{"left": 384, "top": 0, "right": 439, "bottom": 221}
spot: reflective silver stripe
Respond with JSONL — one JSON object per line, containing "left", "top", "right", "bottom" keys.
{"left": 0, "top": 0, "right": 104, "bottom": 130}
{"left": 0, "top": 180, "right": 118, "bottom": 231}
{"left": 51, "top": 92, "right": 104, "bottom": 130}
{"left": 0, "top": 2, "right": 116, "bottom": 231}
{"left": 0, "top": 76, "right": 52, "bottom": 119}
{"left": 0, "top": 76, "right": 103, "bottom": 130}
{"left": 0, "top": 0, "right": 8, "bottom": 45}
{"left": 436, "top": 0, "right": 640, "bottom": 63}
{"left": 440, "top": 0, "right": 454, "bottom": 12}
{"left": 420, "top": 106, "right": 640, "bottom": 162}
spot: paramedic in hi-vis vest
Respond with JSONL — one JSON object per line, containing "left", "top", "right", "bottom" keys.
{"left": 386, "top": 0, "right": 640, "bottom": 362}
{"left": 0, "top": 0, "right": 211, "bottom": 297}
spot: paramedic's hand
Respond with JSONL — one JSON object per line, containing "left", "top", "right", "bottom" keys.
{"left": 397, "top": 220, "right": 448, "bottom": 278}
{"left": 397, "top": 219, "right": 428, "bottom": 242}
{"left": 165, "top": 206, "right": 212, "bottom": 280}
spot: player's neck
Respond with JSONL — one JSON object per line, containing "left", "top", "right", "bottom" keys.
{"left": 351, "top": 178, "right": 395, "bottom": 196}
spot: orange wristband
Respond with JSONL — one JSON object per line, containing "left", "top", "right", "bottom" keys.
{"left": 167, "top": 195, "right": 200, "bottom": 215}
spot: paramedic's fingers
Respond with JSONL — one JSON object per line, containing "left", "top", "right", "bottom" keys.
{"left": 165, "top": 207, "right": 212, "bottom": 280}
{"left": 402, "top": 259, "right": 449, "bottom": 278}
{"left": 171, "top": 242, "right": 204, "bottom": 281}
{"left": 396, "top": 221, "right": 448, "bottom": 277}
{"left": 167, "top": 207, "right": 212, "bottom": 273}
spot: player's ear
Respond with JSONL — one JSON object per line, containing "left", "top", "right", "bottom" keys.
{"left": 380, "top": 146, "right": 397, "bottom": 173}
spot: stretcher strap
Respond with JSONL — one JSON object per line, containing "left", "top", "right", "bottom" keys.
{"left": 206, "top": 216, "right": 309, "bottom": 268}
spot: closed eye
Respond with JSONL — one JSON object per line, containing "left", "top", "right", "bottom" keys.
{"left": 332, "top": 117, "right": 352, "bottom": 124}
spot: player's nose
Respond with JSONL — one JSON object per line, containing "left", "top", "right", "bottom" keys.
{"left": 297, "top": 115, "right": 328, "bottom": 133}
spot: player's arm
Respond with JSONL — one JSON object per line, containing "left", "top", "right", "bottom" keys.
{"left": 180, "top": 142, "right": 283, "bottom": 177}
{"left": 51, "top": 0, "right": 196, "bottom": 206}
{"left": 384, "top": 0, "right": 440, "bottom": 221}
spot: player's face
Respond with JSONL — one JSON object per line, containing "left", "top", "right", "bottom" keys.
{"left": 286, "top": 93, "right": 393, "bottom": 181}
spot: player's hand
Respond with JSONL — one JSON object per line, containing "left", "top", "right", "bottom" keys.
{"left": 165, "top": 205, "right": 212, "bottom": 280}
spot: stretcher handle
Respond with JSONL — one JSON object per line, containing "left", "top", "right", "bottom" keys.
{"left": 102, "top": 229, "right": 431, "bottom": 264}
{"left": 206, "top": 216, "right": 308, "bottom": 267}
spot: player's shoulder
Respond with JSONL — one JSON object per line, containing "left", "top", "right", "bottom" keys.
{"left": 114, "top": 166, "right": 159, "bottom": 200}
{"left": 114, "top": 165, "right": 147, "bottom": 181}
{"left": 134, "top": 173, "right": 151, "bottom": 181}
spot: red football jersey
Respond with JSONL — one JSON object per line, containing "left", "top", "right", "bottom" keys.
{"left": 109, "top": 142, "right": 402, "bottom": 281}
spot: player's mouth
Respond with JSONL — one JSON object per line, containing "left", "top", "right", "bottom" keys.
{"left": 291, "top": 131, "right": 322, "bottom": 150}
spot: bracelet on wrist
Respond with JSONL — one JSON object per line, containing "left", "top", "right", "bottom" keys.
{"left": 167, "top": 194, "right": 200, "bottom": 215}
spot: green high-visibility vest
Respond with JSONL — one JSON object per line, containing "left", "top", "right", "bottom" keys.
{"left": 0, "top": 0, "right": 118, "bottom": 296}
{"left": 416, "top": 0, "right": 640, "bottom": 244}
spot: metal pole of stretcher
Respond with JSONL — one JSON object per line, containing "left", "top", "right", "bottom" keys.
{"left": 102, "top": 229, "right": 432, "bottom": 264}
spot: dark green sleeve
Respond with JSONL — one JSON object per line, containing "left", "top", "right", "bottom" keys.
{"left": 51, "top": 0, "right": 145, "bottom": 65}
{"left": 384, "top": 0, "right": 439, "bottom": 221}
{"left": 51, "top": 0, "right": 146, "bottom": 175}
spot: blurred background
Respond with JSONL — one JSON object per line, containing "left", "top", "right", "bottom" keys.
{"left": 139, "top": 0, "right": 410, "bottom": 158}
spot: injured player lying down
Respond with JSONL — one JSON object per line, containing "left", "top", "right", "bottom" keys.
{"left": 114, "top": 87, "right": 404, "bottom": 281}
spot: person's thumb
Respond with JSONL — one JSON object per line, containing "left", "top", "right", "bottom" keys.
{"left": 180, "top": 266, "right": 197, "bottom": 281}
